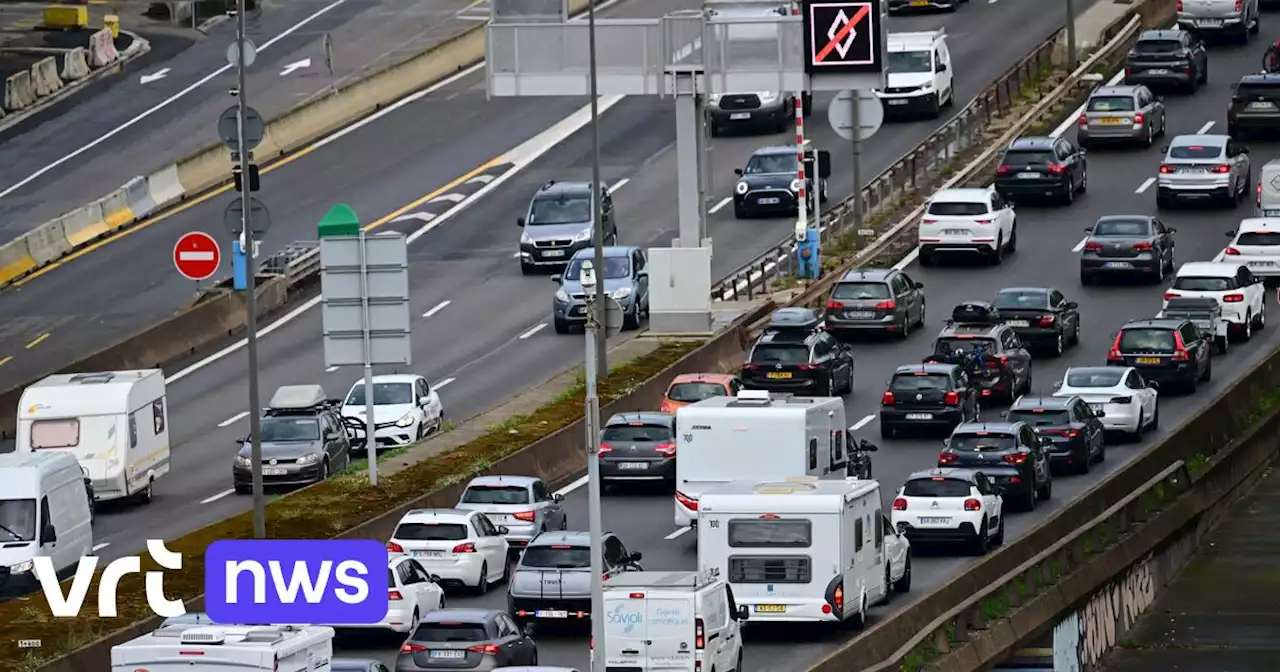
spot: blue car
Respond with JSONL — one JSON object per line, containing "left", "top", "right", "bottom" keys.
{"left": 551, "top": 246, "right": 650, "bottom": 334}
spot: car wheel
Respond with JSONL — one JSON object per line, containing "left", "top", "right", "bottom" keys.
{"left": 135, "top": 479, "right": 154, "bottom": 504}
{"left": 990, "top": 235, "right": 1004, "bottom": 265}
{"left": 1153, "top": 256, "right": 1166, "bottom": 284}
{"left": 235, "top": 484, "right": 251, "bottom": 495}
{"left": 1077, "top": 446, "right": 1092, "bottom": 474}
{"left": 993, "top": 517, "right": 1005, "bottom": 546}
{"left": 1144, "top": 123, "right": 1153, "bottom": 147}
{"left": 1201, "top": 354, "right": 1212, "bottom": 382}
{"left": 560, "top": 515, "right": 569, "bottom": 530}
{"left": 623, "top": 305, "right": 640, "bottom": 330}
{"left": 1097, "top": 440, "right": 1107, "bottom": 463}
{"left": 1051, "top": 330, "right": 1064, "bottom": 357}
{"left": 553, "top": 318, "right": 570, "bottom": 334}
{"left": 882, "top": 565, "right": 893, "bottom": 605}
{"left": 1151, "top": 404, "right": 1160, "bottom": 430}
{"left": 880, "top": 423, "right": 895, "bottom": 440}
{"left": 475, "top": 562, "right": 489, "bottom": 595}
{"left": 1129, "top": 411, "right": 1145, "bottom": 442}
{"left": 1080, "top": 270, "right": 1094, "bottom": 285}
{"left": 972, "top": 518, "right": 991, "bottom": 555}
{"left": 520, "top": 262, "right": 536, "bottom": 276}
{"left": 1007, "top": 223, "right": 1018, "bottom": 252}
{"left": 1070, "top": 321, "right": 1081, "bottom": 346}
{"left": 1237, "top": 313, "right": 1254, "bottom": 342}
{"left": 894, "top": 557, "right": 912, "bottom": 592}
{"left": 733, "top": 203, "right": 747, "bottom": 219}
{"left": 1255, "top": 302, "right": 1267, "bottom": 330}
{"left": 1061, "top": 178, "right": 1075, "bottom": 205}
{"left": 320, "top": 459, "right": 330, "bottom": 483}
{"left": 1217, "top": 334, "right": 1230, "bottom": 355}
{"left": 1024, "top": 483, "right": 1037, "bottom": 512}
{"left": 919, "top": 250, "right": 935, "bottom": 266}
{"left": 1038, "top": 474, "right": 1052, "bottom": 500}
{"left": 915, "top": 300, "right": 926, "bottom": 328}
{"left": 898, "top": 315, "right": 912, "bottom": 340}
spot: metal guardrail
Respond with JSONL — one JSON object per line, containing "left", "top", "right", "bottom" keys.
{"left": 260, "top": 241, "right": 320, "bottom": 285}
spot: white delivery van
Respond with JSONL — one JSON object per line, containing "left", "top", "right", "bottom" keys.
{"left": 0, "top": 451, "right": 93, "bottom": 592}
{"left": 1256, "top": 159, "right": 1280, "bottom": 216}
{"left": 674, "top": 390, "right": 849, "bottom": 527}
{"left": 876, "top": 30, "right": 954, "bottom": 118}
{"left": 111, "top": 624, "right": 334, "bottom": 672}
{"left": 697, "top": 477, "right": 888, "bottom": 625}
{"left": 16, "top": 370, "right": 170, "bottom": 504}
{"left": 602, "top": 569, "right": 747, "bottom": 672}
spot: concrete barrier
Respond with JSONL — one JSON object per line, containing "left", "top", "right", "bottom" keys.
{"left": 19, "top": 219, "right": 72, "bottom": 266}
{"left": 60, "top": 47, "right": 90, "bottom": 81}
{"left": 98, "top": 188, "right": 136, "bottom": 231}
{"left": 144, "top": 164, "right": 186, "bottom": 210}
{"left": 0, "top": 239, "right": 36, "bottom": 286}
{"left": 87, "top": 28, "right": 119, "bottom": 68}
{"left": 2, "top": 71, "right": 36, "bottom": 111}
{"left": 30, "top": 56, "right": 63, "bottom": 98}
{"left": 59, "top": 202, "right": 109, "bottom": 247}
{"left": 123, "top": 176, "right": 155, "bottom": 219}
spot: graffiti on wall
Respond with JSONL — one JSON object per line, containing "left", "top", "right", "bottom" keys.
{"left": 1053, "top": 553, "right": 1157, "bottom": 670}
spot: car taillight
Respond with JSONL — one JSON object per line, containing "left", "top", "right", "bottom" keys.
{"left": 1084, "top": 241, "right": 1103, "bottom": 252}
{"left": 964, "top": 498, "right": 982, "bottom": 511}
{"left": 1063, "top": 429, "right": 1081, "bottom": 438}
{"left": 387, "top": 541, "right": 404, "bottom": 553}
{"left": 1003, "top": 453, "right": 1029, "bottom": 465}
{"left": 985, "top": 355, "right": 1008, "bottom": 369}
{"left": 1225, "top": 247, "right": 1241, "bottom": 256}
{"left": 1259, "top": 182, "right": 1264, "bottom": 206}
{"left": 922, "top": 218, "right": 938, "bottom": 225}
{"left": 875, "top": 299, "right": 896, "bottom": 310}
{"left": 1037, "top": 315, "right": 1055, "bottom": 327}
{"left": 831, "top": 583, "right": 844, "bottom": 613}
{"left": 1159, "top": 164, "right": 1175, "bottom": 174}
{"left": 1235, "top": 0, "right": 1242, "bottom": 11}
{"left": 893, "top": 497, "right": 908, "bottom": 510}
{"left": 1133, "top": 112, "right": 1144, "bottom": 124}
{"left": 389, "top": 590, "right": 404, "bottom": 601}
{"left": 827, "top": 299, "right": 844, "bottom": 309}
{"left": 1110, "top": 396, "right": 1133, "bottom": 404}
{"left": 797, "top": 363, "right": 820, "bottom": 371}
{"left": 1175, "top": 0, "right": 1181, "bottom": 10}
{"left": 938, "top": 452, "right": 959, "bottom": 466}
{"left": 599, "top": 442, "right": 614, "bottom": 455}
{"left": 1132, "top": 241, "right": 1153, "bottom": 251}
{"left": 1172, "top": 330, "right": 1190, "bottom": 361}
{"left": 512, "top": 511, "right": 537, "bottom": 522}
{"left": 1212, "top": 164, "right": 1231, "bottom": 174}
{"left": 944, "top": 391, "right": 960, "bottom": 405}
{"left": 675, "top": 490, "right": 699, "bottom": 511}
{"left": 997, "top": 164, "right": 1013, "bottom": 174}
{"left": 467, "top": 644, "right": 501, "bottom": 655}
{"left": 655, "top": 442, "right": 677, "bottom": 456}
{"left": 402, "top": 643, "right": 428, "bottom": 653}
{"left": 1125, "top": 66, "right": 1133, "bottom": 77}
{"left": 1077, "top": 113, "right": 1087, "bottom": 126}
{"left": 659, "top": 400, "right": 674, "bottom": 413}
{"left": 1047, "top": 163, "right": 1067, "bottom": 174}
{"left": 974, "top": 219, "right": 992, "bottom": 225}
{"left": 1223, "top": 293, "right": 1245, "bottom": 302}
{"left": 1164, "top": 291, "right": 1180, "bottom": 301}
{"left": 452, "top": 542, "right": 477, "bottom": 553}
{"left": 881, "top": 390, "right": 895, "bottom": 406}
{"left": 1108, "top": 331, "right": 1124, "bottom": 361}
{"left": 743, "top": 363, "right": 760, "bottom": 371}
{"left": 695, "top": 619, "right": 706, "bottom": 649}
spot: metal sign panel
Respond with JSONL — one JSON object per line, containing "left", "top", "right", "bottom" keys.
{"left": 802, "top": 0, "right": 882, "bottom": 74}
{"left": 320, "top": 233, "right": 412, "bottom": 367}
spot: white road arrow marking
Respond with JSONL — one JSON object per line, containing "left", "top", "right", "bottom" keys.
{"left": 430, "top": 193, "right": 466, "bottom": 204}
{"left": 139, "top": 68, "right": 170, "bottom": 84}
{"left": 279, "top": 58, "right": 311, "bottom": 76}
{"left": 393, "top": 212, "right": 437, "bottom": 223}
{"left": 466, "top": 174, "right": 496, "bottom": 184}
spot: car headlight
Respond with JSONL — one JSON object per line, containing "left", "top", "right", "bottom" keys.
{"left": 573, "top": 228, "right": 593, "bottom": 243}
{"left": 10, "top": 560, "right": 32, "bottom": 574}
{"left": 920, "top": 81, "right": 934, "bottom": 91}
{"left": 612, "top": 287, "right": 632, "bottom": 300}
{"left": 395, "top": 413, "right": 415, "bottom": 428}
{"left": 758, "top": 91, "right": 778, "bottom": 104}
{"left": 707, "top": 93, "right": 722, "bottom": 105}
{"left": 235, "top": 455, "right": 252, "bottom": 468}
{"left": 735, "top": 181, "right": 749, "bottom": 195}
{"left": 789, "top": 179, "right": 804, "bottom": 192}
{"left": 296, "top": 453, "right": 321, "bottom": 466}
{"left": 520, "top": 231, "right": 533, "bottom": 245}
{"left": 555, "top": 289, "right": 569, "bottom": 302}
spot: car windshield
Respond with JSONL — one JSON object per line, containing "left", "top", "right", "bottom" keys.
{"left": 601, "top": 424, "right": 671, "bottom": 442}
{"left": 744, "top": 153, "right": 797, "bottom": 174}
{"left": 1237, "top": 231, "right": 1280, "bottom": 246}
{"left": 1118, "top": 328, "right": 1176, "bottom": 351}
{"left": 1064, "top": 369, "right": 1123, "bottom": 387}
{"left": 1001, "top": 150, "right": 1056, "bottom": 167}
{"left": 667, "top": 382, "right": 727, "bottom": 402}
{"left": 1134, "top": 39, "right": 1182, "bottom": 53}
{"left": 345, "top": 382, "right": 413, "bottom": 406}
{"left": 521, "top": 545, "right": 591, "bottom": 568}
{"left": 903, "top": 477, "right": 971, "bottom": 498}
{"left": 949, "top": 433, "right": 1016, "bottom": 452}
{"left": 259, "top": 417, "right": 319, "bottom": 442}
{"left": 886, "top": 50, "right": 931, "bottom": 73}
{"left": 394, "top": 522, "right": 468, "bottom": 541}
{"left": 890, "top": 373, "right": 951, "bottom": 392}
{"left": 461, "top": 485, "right": 529, "bottom": 505}
{"left": 994, "top": 290, "right": 1048, "bottom": 309}
{"left": 1007, "top": 409, "right": 1071, "bottom": 426}
{"left": 1168, "top": 144, "right": 1222, "bottom": 160}
{"left": 412, "top": 622, "right": 490, "bottom": 643}
{"left": 0, "top": 499, "right": 36, "bottom": 541}
{"left": 832, "top": 281, "right": 892, "bottom": 300}
{"left": 1092, "top": 219, "right": 1150, "bottom": 236}
{"left": 1235, "top": 82, "right": 1280, "bottom": 99}
{"left": 927, "top": 201, "right": 989, "bottom": 216}
{"left": 564, "top": 256, "right": 630, "bottom": 281}
{"left": 528, "top": 196, "right": 592, "bottom": 225}
{"left": 1173, "top": 276, "right": 1232, "bottom": 291}
{"left": 750, "top": 343, "right": 809, "bottom": 364}
{"left": 1087, "top": 95, "right": 1135, "bottom": 112}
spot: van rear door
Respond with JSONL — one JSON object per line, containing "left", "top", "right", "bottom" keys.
{"left": 604, "top": 591, "right": 648, "bottom": 670}
{"left": 644, "top": 594, "right": 696, "bottom": 671}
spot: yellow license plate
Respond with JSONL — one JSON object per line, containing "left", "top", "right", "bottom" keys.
{"left": 1099, "top": 117, "right": 1126, "bottom": 124}
{"left": 767, "top": 372, "right": 792, "bottom": 379}
{"left": 910, "top": 0, "right": 929, "bottom": 6}
{"left": 755, "top": 604, "right": 786, "bottom": 613}
{"left": 1136, "top": 357, "right": 1161, "bottom": 364}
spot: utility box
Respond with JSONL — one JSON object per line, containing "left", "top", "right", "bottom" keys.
{"left": 42, "top": 5, "right": 88, "bottom": 29}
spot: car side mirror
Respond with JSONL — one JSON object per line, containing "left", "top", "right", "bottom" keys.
{"left": 498, "top": 525, "right": 510, "bottom": 534}
{"left": 522, "top": 622, "right": 538, "bottom": 637}
{"left": 1052, "top": 381, "right": 1063, "bottom": 390}
{"left": 629, "top": 551, "right": 643, "bottom": 563}
{"left": 994, "top": 485, "right": 1006, "bottom": 495}
{"left": 419, "top": 397, "right": 431, "bottom": 407}
{"left": 517, "top": 217, "right": 525, "bottom": 227}
{"left": 942, "top": 438, "right": 950, "bottom": 448}
{"left": 915, "top": 282, "right": 925, "bottom": 289}
{"left": 1231, "top": 82, "right": 1239, "bottom": 91}
{"left": 1241, "top": 146, "right": 1251, "bottom": 154}
{"left": 1226, "top": 230, "right": 1236, "bottom": 237}
{"left": 1168, "top": 228, "right": 1177, "bottom": 234}
{"left": 553, "top": 493, "right": 564, "bottom": 502}
{"left": 637, "top": 270, "right": 648, "bottom": 279}
{"left": 1160, "top": 145, "right": 1170, "bottom": 153}
{"left": 1095, "top": 410, "right": 1106, "bottom": 418}
{"left": 1157, "top": 95, "right": 1164, "bottom": 102}
{"left": 937, "top": 63, "right": 947, "bottom": 72}
{"left": 1083, "top": 227, "right": 1093, "bottom": 234}
{"left": 1039, "top": 437, "right": 1053, "bottom": 448}
{"left": 734, "top": 168, "right": 744, "bottom": 176}
{"left": 40, "top": 523, "right": 56, "bottom": 545}
{"left": 1147, "top": 380, "right": 1160, "bottom": 390}
{"left": 1065, "top": 301, "right": 1078, "bottom": 309}
{"left": 737, "top": 605, "right": 751, "bottom": 620}
{"left": 235, "top": 437, "right": 247, "bottom": 445}
{"left": 550, "top": 274, "right": 562, "bottom": 283}
{"left": 998, "top": 410, "right": 1008, "bottom": 418}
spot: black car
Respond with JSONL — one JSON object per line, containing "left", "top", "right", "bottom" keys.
{"left": 1005, "top": 396, "right": 1106, "bottom": 475}
{"left": 1124, "top": 29, "right": 1207, "bottom": 93}
{"left": 880, "top": 363, "right": 980, "bottom": 438}
{"left": 925, "top": 302, "right": 1033, "bottom": 404}
{"left": 1079, "top": 215, "right": 1176, "bottom": 285}
{"left": 396, "top": 609, "right": 537, "bottom": 671}
{"left": 1228, "top": 73, "right": 1280, "bottom": 140}
{"left": 742, "top": 308, "right": 854, "bottom": 395}
{"left": 597, "top": 412, "right": 677, "bottom": 488}
{"left": 993, "top": 136, "right": 1088, "bottom": 205}
{"left": 1108, "top": 318, "right": 1212, "bottom": 393}
{"left": 824, "top": 267, "right": 926, "bottom": 339}
{"left": 232, "top": 385, "right": 355, "bottom": 493}
{"left": 732, "top": 146, "right": 828, "bottom": 218}
{"left": 992, "top": 287, "right": 1081, "bottom": 356}
{"left": 938, "top": 421, "right": 1052, "bottom": 511}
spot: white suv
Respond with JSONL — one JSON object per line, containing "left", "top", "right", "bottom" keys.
{"left": 387, "top": 508, "right": 511, "bottom": 594}
{"left": 1222, "top": 218, "right": 1280, "bottom": 277}
{"left": 890, "top": 468, "right": 1004, "bottom": 555}
{"left": 1165, "top": 261, "right": 1267, "bottom": 341}
{"left": 918, "top": 187, "right": 1017, "bottom": 266}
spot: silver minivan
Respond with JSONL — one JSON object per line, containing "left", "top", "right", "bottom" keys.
{"left": 1177, "top": 0, "right": 1260, "bottom": 43}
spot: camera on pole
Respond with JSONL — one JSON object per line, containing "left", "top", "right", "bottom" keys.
{"left": 233, "top": 164, "right": 261, "bottom": 192}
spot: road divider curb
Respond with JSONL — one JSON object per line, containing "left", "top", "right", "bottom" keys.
{"left": 60, "top": 47, "right": 91, "bottom": 81}
{"left": 87, "top": 27, "right": 119, "bottom": 67}
{"left": 124, "top": 175, "right": 156, "bottom": 219}
{"left": 2, "top": 71, "right": 36, "bottom": 112}
{"left": 0, "top": 239, "right": 36, "bottom": 287}
{"left": 59, "top": 201, "right": 108, "bottom": 247}
{"left": 30, "top": 57, "right": 62, "bottom": 98}
{"left": 98, "top": 187, "right": 135, "bottom": 231}
{"left": 1, "top": 30, "right": 147, "bottom": 121}
{"left": 145, "top": 164, "right": 186, "bottom": 211}
{"left": 19, "top": 218, "right": 71, "bottom": 266}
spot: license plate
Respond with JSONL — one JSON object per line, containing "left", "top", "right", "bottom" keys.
{"left": 430, "top": 650, "right": 466, "bottom": 659}
{"left": 1248, "top": 102, "right": 1275, "bottom": 110}
{"left": 1136, "top": 357, "right": 1162, "bottom": 364}
{"left": 847, "top": 311, "right": 876, "bottom": 319}
{"left": 1250, "top": 261, "right": 1276, "bottom": 266}
{"left": 729, "top": 112, "right": 751, "bottom": 120}
{"left": 1147, "top": 68, "right": 1170, "bottom": 75}
{"left": 1103, "top": 261, "right": 1133, "bottom": 269}
{"left": 757, "top": 197, "right": 780, "bottom": 205}
{"left": 1196, "top": 18, "right": 1222, "bottom": 27}
{"left": 536, "top": 609, "right": 569, "bottom": 618}
{"left": 905, "top": 413, "right": 933, "bottom": 420}
{"left": 1006, "top": 320, "right": 1029, "bottom": 327}
{"left": 767, "top": 372, "right": 792, "bottom": 379}
{"left": 1099, "top": 117, "right": 1126, "bottom": 125}
{"left": 1017, "top": 172, "right": 1040, "bottom": 179}
{"left": 942, "top": 229, "right": 968, "bottom": 235}
{"left": 755, "top": 604, "right": 787, "bottom": 613}
{"left": 919, "top": 517, "right": 951, "bottom": 524}
{"left": 542, "top": 249, "right": 565, "bottom": 257}
{"left": 1090, "top": 403, "right": 1105, "bottom": 412}
{"left": 413, "top": 550, "right": 444, "bottom": 558}
{"left": 618, "top": 462, "right": 648, "bottom": 470}
{"left": 263, "top": 468, "right": 287, "bottom": 476}
{"left": 888, "top": 99, "right": 909, "bottom": 106}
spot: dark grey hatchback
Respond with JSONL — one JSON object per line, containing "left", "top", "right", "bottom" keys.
{"left": 598, "top": 412, "right": 677, "bottom": 488}
{"left": 1080, "top": 215, "right": 1176, "bottom": 285}
{"left": 396, "top": 608, "right": 537, "bottom": 671}
{"left": 824, "top": 268, "right": 926, "bottom": 339}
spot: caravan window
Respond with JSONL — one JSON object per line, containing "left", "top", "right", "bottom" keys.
{"left": 728, "top": 556, "right": 810, "bottom": 583}
{"left": 854, "top": 518, "right": 864, "bottom": 551}
{"left": 728, "top": 519, "right": 811, "bottom": 548}
{"left": 30, "top": 419, "right": 79, "bottom": 449}
{"left": 0, "top": 499, "right": 36, "bottom": 541}
{"left": 808, "top": 438, "right": 818, "bottom": 470}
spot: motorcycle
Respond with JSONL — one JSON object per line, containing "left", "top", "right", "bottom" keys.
{"left": 846, "top": 438, "right": 877, "bottom": 479}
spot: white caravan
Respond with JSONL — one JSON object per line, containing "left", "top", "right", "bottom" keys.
{"left": 0, "top": 451, "right": 94, "bottom": 591}
{"left": 674, "top": 390, "right": 850, "bottom": 527}
{"left": 601, "top": 569, "right": 748, "bottom": 672}
{"left": 697, "top": 477, "right": 889, "bottom": 625}
{"left": 16, "top": 370, "right": 170, "bottom": 504}
{"left": 111, "top": 624, "right": 334, "bottom": 672}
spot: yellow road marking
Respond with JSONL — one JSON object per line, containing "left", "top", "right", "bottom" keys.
{"left": 0, "top": 356, "right": 11, "bottom": 367}
{"left": 366, "top": 159, "right": 502, "bottom": 231}
{"left": 25, "top": 333, "right": 50, "bottom": 349}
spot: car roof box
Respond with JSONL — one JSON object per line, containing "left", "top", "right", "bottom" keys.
{"left": 950, "top": 301, "right": 1001, "bottom": 325}
{"left": 1163, "top": 296, "right": 1220, "bottom": 311}
{"left": 767, "top": 307, "right": 821, "bottom": 332}
{"left": 269, "top": 385, "right": 328, "bottom": 410}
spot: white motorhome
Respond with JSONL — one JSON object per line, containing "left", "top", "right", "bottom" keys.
{"left": 602, "top": 569, "right": 748, "bottom": 672}
{"left": 674, "top": 390, "right": 849, "bottom": 527}
{"left": 0, "top": 451, "right": 94, "bottom": 592}
{"left": 111, "top": 624, "right": 334, "bottom": 672}
{"left": 697, "top": 477, "right": 892, "bottom": 625}
{"left": 16, "top": 370, "right": 170, "bottom": 504}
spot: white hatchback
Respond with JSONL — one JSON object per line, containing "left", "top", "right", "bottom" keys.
{"left": 387, "top": 508, "right": 510, "bottom": 594}
{"left": 1223, "top": 218, "right": 1280, "bottom": 277}
{"left": 342, "top": 374, "right": 445, "bottom": 449}
{"left": 1165, "top": 261, "right": 1267, "bottom": 340}
{"left": 890, "top": 468, "right": 1004, "bottom": 555}
{"left": 917, "top": 187, "right": 1017, "bottom": 266}
{"left": 337, "top": 555, "right": 445, "bottom": 634}
{"left": 1053, "top": 366, "right": 1159, "bottom": 439}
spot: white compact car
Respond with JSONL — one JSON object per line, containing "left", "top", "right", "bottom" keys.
{"left": 1165, "top": 261, "right": 1267, "bottom": 341}
{"left": 1053, "top": 366, "right": 1159, "bottom": 439}
{"left": 891, "top": 468, "right": 1004, "bottom": 555}
{"left": 342, "top": 374, "right": 444, "bottom": 448}
{"left": 338, "top": 555, "right": 445, "bottom": 634}
{"left": 387, "top": 508, "right": 510, "bottom": 594}
{"left": 917, "top": 187, "right": 1017, "bottom": 266}
{"left": 881, "top": 512, "right": 913, "bottom": 599}
{"left": 1223, "top": 218, "right": 1280, "bottom": 277}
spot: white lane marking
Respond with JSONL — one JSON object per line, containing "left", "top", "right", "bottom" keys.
{"left": 279, "top": 58, "right": 312, "bottom": 76}
{"left": 555, "top": 475, "right": 589, "bottom": 497}
{"left": 139, "top": 68, "right": 170, "bottom": 84}
{"left": 326, "top": 365, "right": 340, "bottom": 372}
{"left": 434, "top": 377, "right": 456, "bottom": 390}
{"left": 91, "top": 543, "right": 110, "bottom": 552}
{"left": 893, "top": 247, "right": 920, "bottom": 270}
{"left": 1072, "top": 237, "right": 1088, "bottom": 252}
{"left": 608, "top": 178, "right": 630, "bottom": 193}
{"left": 1135, "top": 176, "right": 1156, "bottom": 194}
{"left": 665, "top": 526, "right": 693, "bottom": 540}
{"left": 850, "top": 414, "right": 875, "bottom": 431}
{"left": 0, "top": 0, "right": 356, "bottom": 201}
{"left": 709, "top": 197, "right": 732, "bottom": 214}
{"left": 423, "top": 300, "right": 451, "bottom": 318}
{"left": 201, "top": 489, "right": 235, "bottom": 505}
{"left": 519, "top": 323, "right": 547, "bottom": 339}
{"left": 512, "top": 251, "right": 522, "bottom": 258}
{"left": 1196, "top": 120, "right": 1215, "bottom": 134}
{"left": 467, "top": 174, "right": 496, "bottom": 184}
{"left": 217, "top": 411, "right": 250, "bottom": 427}
{"left": 394, "top": 212, "right": 437, "bottom": 223}
{"left": 430, "top": 193, "right": 466, "bottom": 204}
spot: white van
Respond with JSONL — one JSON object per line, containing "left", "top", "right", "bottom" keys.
{"left": 876, "top": 30, "right": 954, "bottom": 118}
{"left": 0, "top": 451, "right": 93, "bottom": 592}
{"left": 1256, "top": 159, "right": 1280, "bottom": 216}
{"left": 16, "top": 370, "right": 170, "bottom": 504}
{"left": 674, "top": 390, "right": 851, "bottom": 527}
{"left": 698, "top": 477, "right": 896, "bottom": 625}
{"left": 111, "top": 624, "right": 334, "bottom": 672}
{"left": 602, "top": 569, "right": 747, "bottom": 672}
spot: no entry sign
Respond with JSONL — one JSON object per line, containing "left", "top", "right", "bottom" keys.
{"left": 174, "top": 231, "right": 221, "bottom": 281}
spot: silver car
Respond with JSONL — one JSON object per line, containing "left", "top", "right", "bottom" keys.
{"left": 507, "top": 531, "right": 642, "bottom": 626}
{"left": 1156, "top": 134, "right": 1252, "bottom": 209}
{"left": 456, "top": 476, "right": 567, "bottom": 550}
{"left": 1178, "top": 0, "right": 1259, "bottom": 43}
{"left": 1078, "top": 85, "right": 1166, "bottom": 148}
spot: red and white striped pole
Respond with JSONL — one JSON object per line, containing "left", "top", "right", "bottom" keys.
{"left": 792, "top": 1, "right": 808, "bottom": 235}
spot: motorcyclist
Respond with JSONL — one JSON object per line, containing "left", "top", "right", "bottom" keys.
{"left": 1265, "top": 39, "right": 1280, "bottom": 73}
